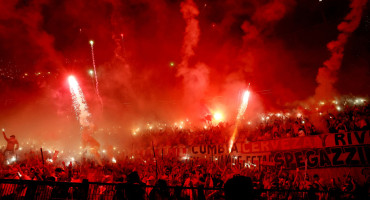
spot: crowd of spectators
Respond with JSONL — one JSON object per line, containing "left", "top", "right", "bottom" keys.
{"left": 132, "top": 100, "right": 369, "bottom": 148}
{"left": 0, "top": 99, "right": 369, "bottom": 199}
{"left": 1, "top": 154, "right": 368, "bottom": 199}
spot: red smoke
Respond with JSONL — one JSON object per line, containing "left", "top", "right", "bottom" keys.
{"left": 253, "top": 0, "right": 295, "bottom": 24}
{"left": 177, "top": 0, "right": 210, "bottom": 116}
{"left": 0, "top": 1, "right": 63, "bottom": 72}
{"left": 315, "top": 0, "right": 368, "bottom": 100}
{"left": 179, "top": 0, "right": 200, "bottom": 64}
{"left": 0, "top": 0, "right": 368, "bottom": 151}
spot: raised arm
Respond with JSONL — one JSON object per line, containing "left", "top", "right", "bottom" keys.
{"left": 3, "top": 131, "right": 9, "bottom": 141}
{"left": 350, "top": 178, "right": 356, "bottom": 192}
{"left": 278, "top": 165, "right": 283, "bottom": 177}
{"left": 293, "top": 168, "right": 300, "bottom": 185}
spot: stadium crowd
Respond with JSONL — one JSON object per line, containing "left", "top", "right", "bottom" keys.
{"left": 0, "top": 99, "right": 369, "bottom": 199}
{"left": 132, "top": 100, "right": 369, "bottom": 148}
{"left": 0, "top": 154, "right": 368, "bottom": 199}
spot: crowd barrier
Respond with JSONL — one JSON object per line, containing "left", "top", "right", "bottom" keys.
{"left": 1, "top": 179, "right": 368, "bottom": 200}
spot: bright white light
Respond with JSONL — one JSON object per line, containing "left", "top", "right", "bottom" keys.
{"left": 266, "top": 117, "right": 270, "bottom": 120}
{"left": 247, "top": 121, "right": 251, "bottom": 125}
{"left": 261, "top": 117, "right": 265, "bottom": 121}
{"left": 336, "top": 106, "right": 341, "bottom": 111}
{"left": 102, "top": 149, "right": 106, "bottom": 153}
{"left": 213, "top": 112, "right": 223, "bottom": 121}
{"left": 88, "top": 69, "right": 94, "bottom": 76}
{"left": 242, "top": 91, "right": 250, "bottom": 104}
{"left": 89, "top": 40, "right": 94, "bottom": 45}
{"left": 11, "top": 156, "right": 16, "bottom": 162}
{"left": 320, "top": 101, "right": 325, "bottom": 105}
{"left": 355, "top": 98, "right": 365, "bottom": 104}
{"left": 112, "top": 157, "right": 116, "bottom": 163}
{"left": 68, "top": 76, "right": 77, "bottom": 86}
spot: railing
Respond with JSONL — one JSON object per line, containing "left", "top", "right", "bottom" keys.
{"left": 0, "top": 179, "right": 87, "bottom": 200}
{"left": 0, "top": 179, "right": 368, "bottom": 200}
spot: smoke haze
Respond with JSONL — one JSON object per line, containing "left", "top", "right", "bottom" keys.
{"left": 0, "top": 0, "right": 368, "bottom": 151}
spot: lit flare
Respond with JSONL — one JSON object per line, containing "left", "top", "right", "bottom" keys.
{"left": 229, "top": 89, "right": 250, "bottom": 153}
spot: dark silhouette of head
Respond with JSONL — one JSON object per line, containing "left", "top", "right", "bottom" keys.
{"left": 127, "top": 171, "right": 141, "bottom": 184}
{"left": 224, "top": 175, "right": 254, "bottom": 200}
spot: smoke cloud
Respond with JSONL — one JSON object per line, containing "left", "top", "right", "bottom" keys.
{"left": 315, "top": 0, "right": 368, "bottom": 100}
{"left": 179, "top": 0, "right": 200, "bottom": 67}
{"left": 0, "top": 0, "right": 63, "bottom": 72}
{"left": 177, "top": 0, "right": 210, "bottom": 116}
{"left": 0, "top": 0, "right": 368, "bottom": 153}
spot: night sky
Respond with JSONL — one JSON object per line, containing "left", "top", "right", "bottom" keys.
{"left": 0, "top": 0, "right": 369, "bottom": 134}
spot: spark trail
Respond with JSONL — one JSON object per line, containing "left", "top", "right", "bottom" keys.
{"left": 68, "top": 75, "right": 101, "bottom": 164}
{"left": 68, "top": 75, "right": 91, "bottom": 127}
{"left": 89, "top": 40, "right": 103, "bottom": 107}
{"left": 229, "top": 85, "right": 251, "bottom": 153}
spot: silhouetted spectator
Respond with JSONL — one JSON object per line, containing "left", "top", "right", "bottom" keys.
{"left": 126, "top": 171, "right": 145, "bottom": 200}
{"left": 149, "top": 179, "right": 171, "bottom": 200}
{"left": 224, "top": 175, "right": 254, "bottom": 200}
